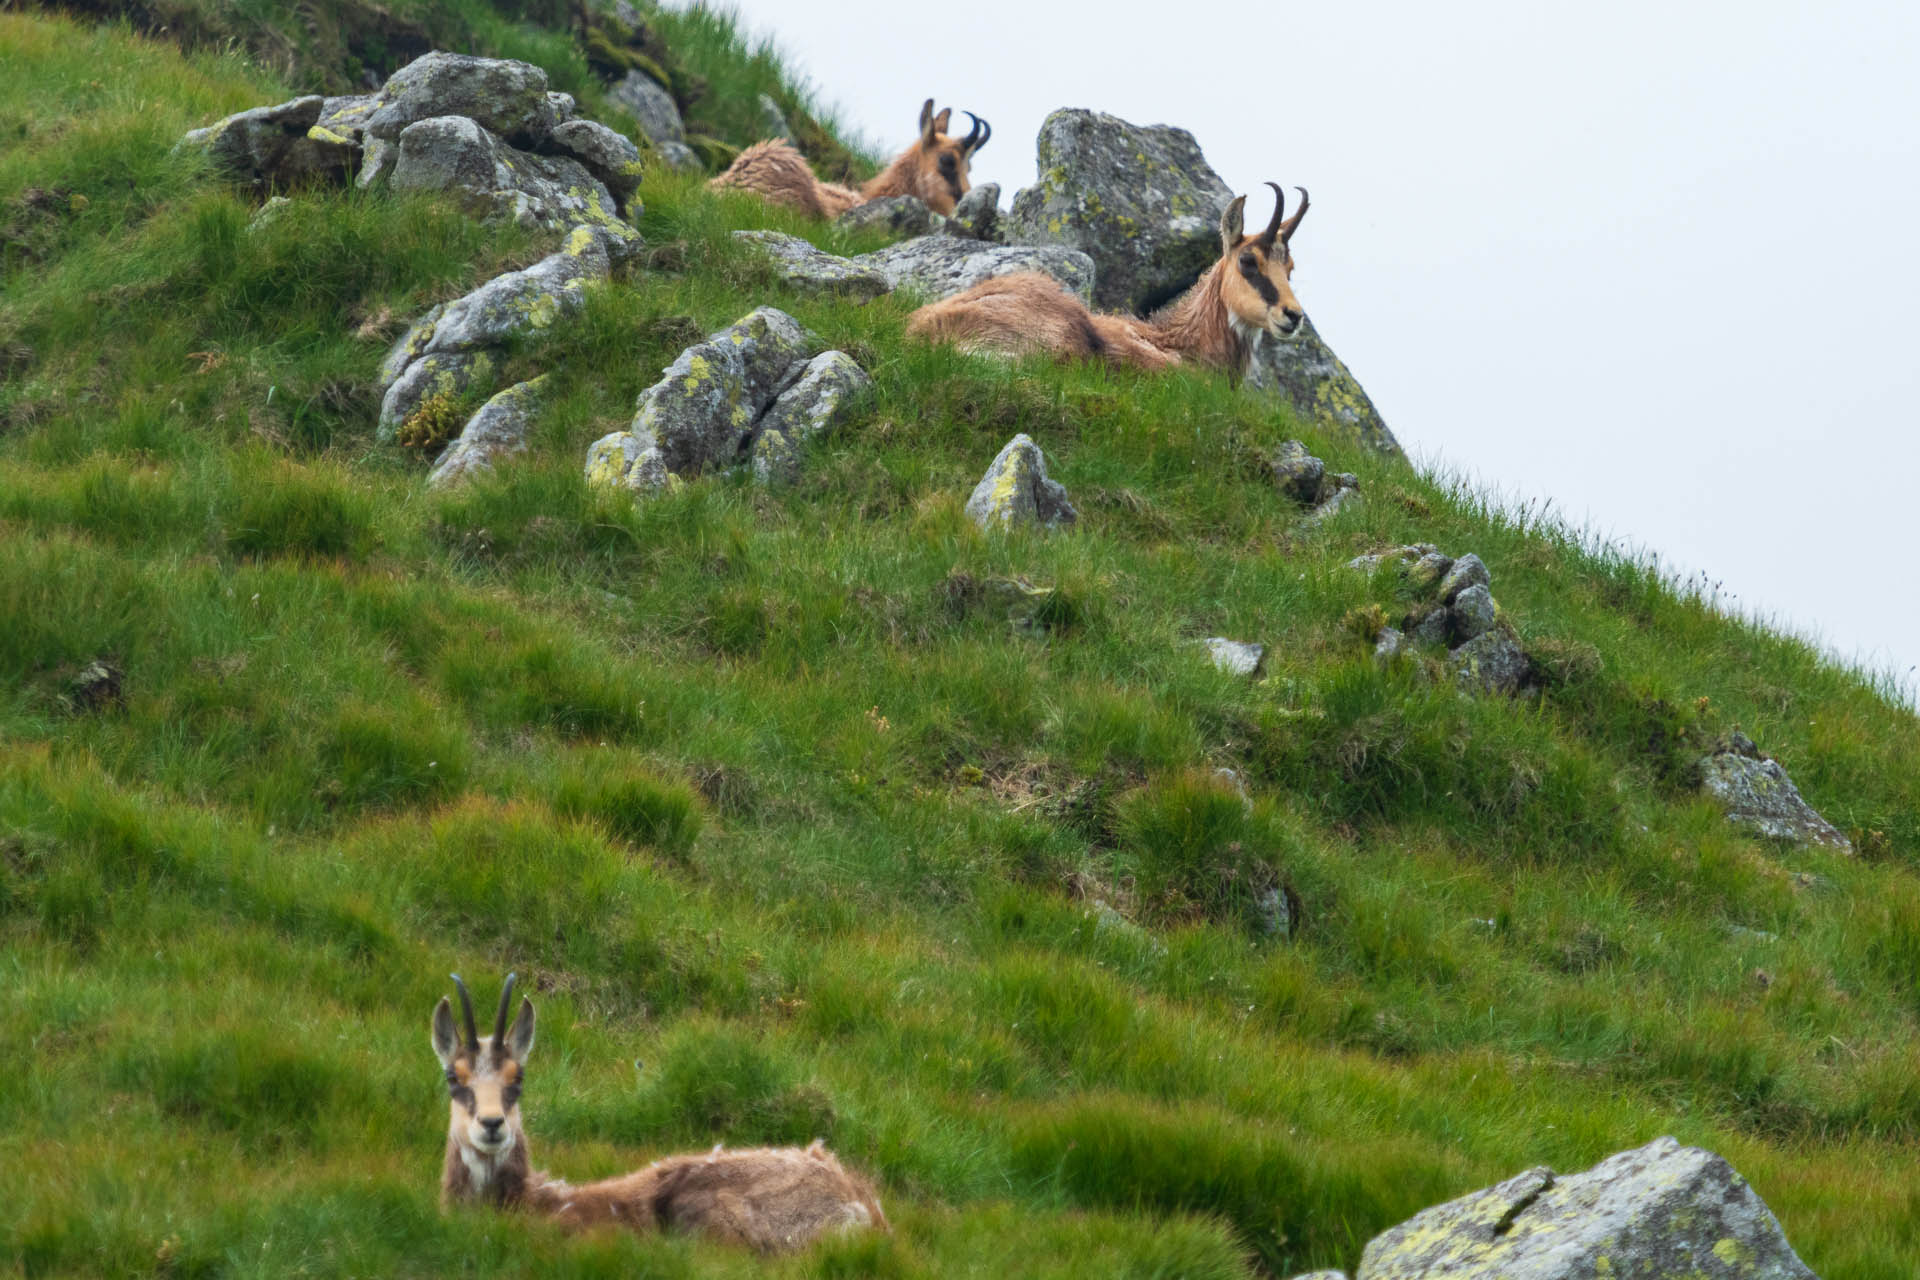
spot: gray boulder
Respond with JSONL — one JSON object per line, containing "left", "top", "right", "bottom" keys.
{"left": 757, "top": 93, "right": 792, "bottom": 142}
{"left": 1436, "top": 553, "right": 1492, "bottom": 603}
{"left": 837, "top": 195, "right": 937, "bottom": 238}
{"left": 1449, "top": 629, "right": 1532, "bottom": 696}
{"left": 965, "top": 434, "right": 1077, "bottom": 531}
{"left": 379, "top": 223, "right": 632, "bottom": 436}
{"left": 1202, "top": 638, "right": 1265, "bottom": 677}
{"left": 585, "top": 431, "right": 679, "bottom": 495}
{"left": 357, "top": 135, "right": 397, "bottom": 189}
{"left": 1356, "top": 1136, "right": 1816, "bottom": 1279}
{"left": 1408, "top": 551, "right": 1454, "bottom": 592}
{"left": 1451, "top": 583, "right": 1498, "bottom": 642}
{"left": 362, "top": 51, "right": 558, "bottom": 146}
{"left": 752, "top": 351, "right": 871, "bottom": 445}
{"left": 389, "top": 115, "right": 626, "bottom": 233}
{"left": 748, "top": 428, "right": 802, "bottom": 487}
{"left": 176, "top": 95, "right": 357, "bottom": 190}
{"left": 610, "top": 70, "right": 684, "bottom": 146}
{"left": 734, "top": 230, "right": 891, "bottom": 300}
{"left": 427, "top": 376, "right": 548, "bottom": 487}
{"left": 655, "top": 141, "right": 702, "bottom": 173}
{"left": 1006, "top": 108, "right": 1231, "bottom": 314}
{"left": 545, "top": 91, "right": 578, "bottom": 125}
{"left": 1373, "top": 627, "right": 1407, "bottom": 666}
{"left": 1270, "top": 440, "right": 1326, "bottom": 505}
{"left": 1700, "top": 746, "right": 1852, "bottom": 852}
{"left": 1246, "top": 317, "right": 1402, "bottom": 459}
{"left": 946, "top": 183, "right": 1002, "bottom": 241}
{"left": 542, "top": 119, "right": 645, "bottom": 209}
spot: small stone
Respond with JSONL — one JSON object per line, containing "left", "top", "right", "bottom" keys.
{"left": 65, "top": 659, "right": 124, "bottom": 712}
{"left": 609, "top": 69, "right": 684, "bottom": 146}
{"left": 542, "top": 118, "right": 645, "bottom": 208}
{"left": 749, "top": 427, "right": 800, "bottom": 486}
{"left": 1448, "top": 629, "right": 1531, "bottom": 696}
{"left": 946, "top": 182, "right": 1001, "bottom": 240}
{"left": 427, "top": 375, "right": 548, "bottom": 487}
{"left": 1270, "top": 439, "right": 1325, "bottom": 504}
{"left": 1435, "top": 552, "right": 1490, "bottom": 603}
{"left": 1302, "top": 475, "right": 1362, "bottom": 526}
{"left": 1407, "top": 551, "right": 1453, "bottom": 592}
{"left": 1202, "top": 638, "right": 1265, "bottom": 677}
{"left": 1450, "top": 583, "right": 1497, "bottom": 642}
{"left": 836, "top": 195, "right": 935, "bottom": 237}
{"left": 246, "top": 196, "right": 292, "bottom": 232}
{"left": 1410, "top": 607, "right": 1454, "bottom": 647}
{"left": 1213, "top": 767, "right": 1253, "bottom": 814}
{"left": 585, "top": 431, "right": 678, "bottom": 495}
{"left": 964, "top": 433, "right": 1077, "bottom": 531}
{"left": 859, "top": 234, "right": 1096, "bottom": 301}
{"left": 357, "top": 135, "right": 396, "bottom": 189}
{"left": 982, "top": 576, "right": 1056, "bottom": 630}
{"left": 655, "top": 141, "right": 702, "bottom": 173}
{"left": 1699, "top": 750, "right": 1853, "bottom": 853}
{"left": 1373, "top": 627, "right": 1406, "bottom": 666}
{"left": 361, "top": 51, "right": 558, "bottom": 146}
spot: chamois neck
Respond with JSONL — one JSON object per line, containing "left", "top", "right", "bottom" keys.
{"left": 442, "top": 1132, "right": 536, "bottom": 1209}
{"left": 1145, "top": 262, "right": 1252, "bottom": 373}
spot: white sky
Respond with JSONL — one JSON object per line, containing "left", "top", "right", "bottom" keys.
{"left": 711, "top": 0, "right": 1920, "bottom": 699}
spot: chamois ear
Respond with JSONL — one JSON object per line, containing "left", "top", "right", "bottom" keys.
{"left": 932, "top": 106, "right": 952, "bottom": 137}
{"left": 918, "top": 98, "right": 936, "bottom": 143}
{"left": 505, "top": 997, "right": 536, "bottom": 1062}
{"left": 1219, "top": 195, "right": 1248, "bottom": 256}
{"left": 431, "top": 996, "right": 462, "bottom": 1069}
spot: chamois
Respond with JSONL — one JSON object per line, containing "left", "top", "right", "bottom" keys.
{"left": 709, "top": 98, "right": 989, "bottom": 218}
{"left": 431, "top": 974, "right": 888, "bottom": 1252}
{"left": 907, "top": 183, "right": 1310, "bottom": 382}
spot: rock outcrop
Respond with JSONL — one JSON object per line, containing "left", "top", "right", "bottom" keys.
{"left": 585, "top": 307, "right": 869, "bottom": 494}
{"left": 388, "top": 115, "right": 623, "bottom": 231}
{"left": 608, "top": 69, "right": 699, "bottom": 173}
{"left": 175, "top": 95, "right": 356, "bottom": 191}
{"left": 733, "top": 230, "right": 1095, "bottom": 302}
{"left": 1356, "top": 1136, "right": 1817, "bottom": 1279}
{"left": 965, "top": 434, "right": 1077, "bottom": 531}
{"left": 1247, "top": 319, "right": 1400, "bottom": 461}
{"left": 1350, "top": 545, "right": 1533, "bottom": 695}
{"left": 1700, "top": 734, "right": 1852, "bottom": 852}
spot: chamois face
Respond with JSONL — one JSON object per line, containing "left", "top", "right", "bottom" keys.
{"left": 432, "top": 975, "right": 535, "bottom": 1167}
{"left": 904, "top": 98, "right": 989, "bottom": 215}
{"left": 1216, "top": 184, "right": 1309, "bottom": 342}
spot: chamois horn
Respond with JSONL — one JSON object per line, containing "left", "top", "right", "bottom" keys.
{"left": 492, "top": 972, "right": 518, "bottom": 1054}
{"left": 451, "top": 973, "right": 480, "bottom": 1052}
{"left": 1280, "top": 185, "right": 1309, "bottom": 245}
{"left": 1258, "top": 182, "right": 1287, "bottom": 247}
{"left": 960, "top": 111, "right": 990, "bottom": 156}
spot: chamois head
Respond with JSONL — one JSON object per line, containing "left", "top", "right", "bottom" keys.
{"left": 1217, "top": 182, "right": 1309, "bottom": 342}
{"left": 899, "top": 97, "right": 989, "bottom": 215}
{"left": 432, "top": 973, "right": 535, "bottom": 1182}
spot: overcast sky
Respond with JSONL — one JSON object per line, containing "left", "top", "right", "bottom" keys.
{"left": 713, "top": 0, "right": 1920, "bottom": 700}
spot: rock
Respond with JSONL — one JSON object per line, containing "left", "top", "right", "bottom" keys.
{"left": 176, "top": 95, "right": 357, "bottom": 190}
{"left": 585, "top": 430, "right": 679, "bottom": 495}
{"left": 1449, "top": 629, "right": 1531, "bottom": 696}
{"left": 1006, "top": 108, "right": 1232, "bottom": 314}
{"left": 1699, "top": 751, "right": 1853, "bottom": 852}
{"left": 1286, "top": 1273, "right": 1349, "bottom": 1280}
{"left": 1451, "top": 583, "right": 1498, "bottom": 642}
{"left": 65, "top": 659, "right": 124, "bottom": 712}
{"left": 545, "top": 91, "right": 578, "bottom": 124}
{"left": 1348, "top": 544, "right": 1440, "bottom": 575}
{"left": 837, "top": 195, "right": 936, "bottom": 238}
{"left": 983, "top": 576, "right": 1056, "bottom": 630}
{"left": 756, "top": 93, "right": 792, "bottom": 142}
{"left": 357, "top": 135, "right": 397, "bottom": 189}
{"left": 656, "top": 141, "right": 702, "bottom": 173}
{"left": 1202, "top": 638, "right": 1265, "bottom": 677}
{"left": 542, "top": 119, "right": 645, "bottom": 209}
{"left": 946, "top": 182, "right": 1001, "bottom": 241}
{"left": 753, "top": 351, "right": 870, "bottom": 445}
{"left": 1411, "top": 607, "right": 1455, "bottom": 647}
{"left": 1245, "top": 317, "right": 1402, "bottom": 459}
{"left": 1436, "top": 553, "right": 1491, "bottom": 603}
{"left": 748, "top": 427, "right": 800, "bottom": 486}
{"left": 734, "top": 230, "right": 891, "bottom": 300}
{"left": 1255, "top": 885, "right": 1292, "bottom": 939}
{"left": 1270, "top": 440, "right": 1326, "bottom": 505}
{"left": 1302, "top": 474, "right": 1362, "bottom": 527}
{"left": 427, "top": 375, "right": 548, "bottom": 487}
{"left": 389, "top": 115, "right": 626, "bottom": 233}
{"left": 246, "top": 195, "right": 292, "bottom": 233}
{"left": 1408, "top": 551, "right": 1453, "bottom": 592}
{"left": 1355, "top": 1136, "right": 1816, "bottom": 1279}
{"left": 1213, "top": 767, "right": 1254, "bottom": 814}
{"left": 965, "top": 434, "right": 1077, "bottom": 531}
{"left": 859, "top": 235, "right": 1096, "bottom": 301}
{"left": 362, "top": 51, "right": 558, "bottom": 146}
{"left": 610, "top": 69, "right": 684, "bottom": 146}
{"left": 316, "top": 93, "right": 378, "bottom": 140}
{"left": 1373, "top": 627, "right": 1407, "bottom": 666}
{"left": 630, "top": 306, "right": 813, "bottom": 475}
{"left": 379, "top": 224, "right": 629, "bottom": 436}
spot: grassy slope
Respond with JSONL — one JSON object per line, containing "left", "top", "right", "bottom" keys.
{"left": 3, "top": 8, "right": 1920, "bottom": 1278}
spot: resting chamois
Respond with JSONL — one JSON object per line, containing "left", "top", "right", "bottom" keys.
{"left": 907, "top": 183, "right": 1310, "bottom": 381}
{"left": 709, "top": 98, "right": 989, "bottom": 218}
{"left": 431, "top": 974, "right": 887, "bottom": 1252}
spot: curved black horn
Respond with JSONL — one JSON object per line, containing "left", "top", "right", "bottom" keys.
{"left": 492, "top": 972, "right": 518, "bottom": 1051}
{"left": 1280, "top": 186, "right": 1309, "bottom": 244}
{"left": 960, "top": 111, "right": 990, "bottom": 156}
{"left": 1258, "top": 181, "right": 1287, "bottom": 246}
{"left": 451, "top": 973, "right": 480, "bottom": 1051}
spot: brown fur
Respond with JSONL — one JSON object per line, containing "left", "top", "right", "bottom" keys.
{"left": 432, "top": 979, "right": 885, "bottom": 1253}
{"left": 710, "top": 98, "right": 984, "bottom": 218}
{"left": 906, "top": 186, "right": 1310, "bottom": 382}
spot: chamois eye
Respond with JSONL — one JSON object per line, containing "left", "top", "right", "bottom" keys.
{"left": 938, "top": 153, "right": 958, "bottom": 174}
{"left": 1238, "top": 251, "right": 1260, "bottom": 272}
{"left": 450, "top": 1084, "right": 475, "bottom": 1112}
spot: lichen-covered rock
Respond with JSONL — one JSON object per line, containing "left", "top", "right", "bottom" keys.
{"left": 1436, "top": 553, "right": 1491, "bottom": 603}
{"left": 389, "top": 115, "right": 626, "bottom": 233}
{"left": 629, "top": 306, "right": 813, "bottom": 475}
{"left": 1355, "top": 1136, "right": 1816, "bottom": 1279}
{"left": 1246, "top": 317, "right": 1402, "bottom": 459}
{"left": 965, "top": 434, "right": 1077, "bottom": 531}
{"left": 1270, "top": 440, "right": 1326, "bottom": 504}
{"left": 859, "top": 235, "right": 1096, "bottom": 301}
{"left": 176, "top": 95, "right": 357, "bottom": 190}
{"left": 734, "top": 231, "right": 891, "bottom": 300}
{"left": 545, "top": 91, "right": 577, "bottom": 124}
{"left": 754, "top": 351, "right": 870, "bottom": 444}
{"left": 427, "top": 375, "right": 548, "bottom": 488}
{"left": 946, "top": 182, "right": 1001, "bottom": 241}
{"left": 837, "top": 195, "right": 937, "bottom": 238}
{"left": 749, "top": 428, "right": 801, "bottom": 486}
{"left": 1373, "top": 627, "right": 1407, "bottom": 666}
{"left": 542, "top": 119, "right": 645, "bottom": 208}
{"left": 1348, "top": 544, "right": 1441, "bottom": 575}
{"left": 1700, "top": 748, "right": 1853, "bottom": 852}
{"left": 1449, "top": 628, "right": 1532, "bottom": 696}
{"left": 1202, "top": 638, "right": 1265, "bottom": 677}
{"left": 379, "top": 224, "right": 628, "bottom": 436}
{"left": 357, "top": 135, "right": 397, "bottom": 189}
{"left": 1006, "top": 108, "right": 1231, "bottom": 314}
{"left": 1408, "top": 551, "right": 1454, "bottom": 592}
{"left": 246, "top": 196, "right": 292, "bottom": 233}
{"left": 362, "top": 51, "right": 558, "bottom": 146}
{"left": 610, "top": 69, "right": 684, "bottom": 146}
{"left": 1451, "top": 583, "right": 1498, "bottom": 642}
{"left": 584, "top": 430, "right": 679, "bottom": 495}
{"left": 756, "top": 93, "right": 792, "bottom": 142}
{"left": 1411, "top": 606, "right": 1455, "bottom": 648}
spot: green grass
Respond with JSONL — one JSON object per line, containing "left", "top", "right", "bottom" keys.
{"left": 4, "top": 7, "right": 1920, "bottom": 1278}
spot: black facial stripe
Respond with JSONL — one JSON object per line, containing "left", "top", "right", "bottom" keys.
{"left": 1239, "top": 254, "right": 1280, "bottom": 306}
